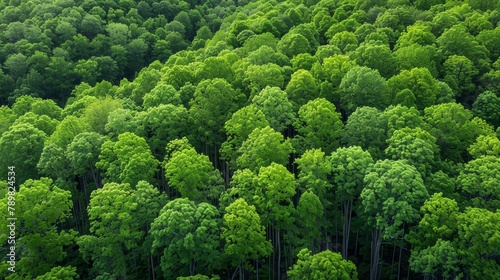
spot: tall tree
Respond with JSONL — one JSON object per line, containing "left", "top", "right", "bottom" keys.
{"left": 330, "top": 146, "right": 374, "bottom": 259}
{"left": 150, "top": 198, "right": 221, "bottom": 279}
{"left": 361, "top": 160, "right": 429, "bottom": 280}
{"left": 221, "top": 198, "right": 272, "bottom": 280}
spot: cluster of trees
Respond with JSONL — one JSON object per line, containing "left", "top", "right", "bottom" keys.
{"left": 0, "top": 0, "right": 241, "bottom": 104}
{"left": 1, "top": 0, "right": 500, "bottom": 279}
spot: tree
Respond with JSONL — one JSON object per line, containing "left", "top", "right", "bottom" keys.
{"left": 251, "top": 86, "right": 295, "bottom": 132}
{"left": 436, "top": 24, "right": 490, "bottom": 74}
{"left": 296, "top": 191, "right": 324, "bottom": 251}
{"left": 142, "top": 83, "right": 182, "bottom": 108}
{"left": 285, "top": 69, "right": 318, "bottom": 110}
{"left": 82, "top": 97, "right": 123, "bottom": 134}
{"left": 339, "top": 66, "right": 389, "bottom": 115}
{"left": 295, "top": 148, "right": 331, "bottom": 198}
{"left": 0, "top": 123, "right": 47, "bottom": 184}
{"left": 361, "top": 160, "right": 429, "bottom": 280}
{"left": 220, "top": 105, "right": 270, "bottom": 168}
{"left": 293, "top": 98, "right": 343, "bottom": 154}
{"left": 34, "top": 266, "right": 79, "bottom": 280}
{"left": 136, "top": 104, "right": 189, "bottom": 158}
{"left": 394, "top": 44, "right": 440, "bottom": 78}
{"left": 351, "top": 43, "right": 398, "bottom": 78}
{"left": 383, "top": 105, "right": 426, "bottom": 138}
{"left": 472, "top": 91, "right": 500, "bottom": 128}
{"left": 164, "top": 146, "right": 224, "bottom": 203}
{"left": 236, "top": 126, "right": 293, "bottom": 172}
{"left": 78, "top": 182, "right": 140, "bottom": 278}
{"left": 387, "top": 68, "right": 439, "bottom": 110}
{"left": 96, "top": 132, "right": 159, "bottom": 186}
{"left": 330, "top": 146, "right": 374, "bottom": 259}
{"left": 288, "top": 249, "right": 358, "bottom": 280}
{"left": 11, "top": 112, "right": 59, "bottom": 136}
{"left": 468, "top": 134, "right": 500, "bottom": 159}
{"left": 244, "top": 63, "right": 285, "bottom": 98}
{"left": 409, "top": 239, "right": 461, "bottom": 280}
{"left": 343, "top": 107, "right": 387, "bottom": 159}
{"left": 424, "top": 103, "right": 495, "bottom": 162}
{"left": 150, "top": 198, "right": 221, "bottom": 279}
{"left": 407, "top": 192, "right": 460, "bottom": 252}
{"left": 277, "top": 33, "right": 311, "bottom": 58}
{"left": 0, "top": 178, "right": 75, "bottom": 278}
{"left": 456, "top": 207, "right": 500, "bottom": 279}
{"left": 189, "top": 78, "right": 246, "bottom": 146}
{"left": 221, "top": 198, "right": 272, "bottom": 279}
{"left": 66, "top": 132, "right": 106, "bottom": 189}
{"left": 385, "top": 127, "right": 439, "bottom": 177}
{"left": 456, "top": 155, "right": 500, "bottom": 211}
{"left": 47, "top": 116, "right": 90, "bottom": 149}
{"left": 442, "top": 55, "right": 478, "bottom": 100}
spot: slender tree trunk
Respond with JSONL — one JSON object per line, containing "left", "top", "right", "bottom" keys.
{"left": 342, "top": 200, "right": 353, "bottom": 259}
{"left": 370, "top": 229, "right": 382, "bottom": 280}
{"left": 354, "top": 232, "right": 359, "bottom": 258}
{"left": 397, "top": 244, "right": 403, "bottom": 280}
{"left": 277, "top": 229, "right": 281, "bottom": 280}
{"left": 390, "top": 244, "right": 397, "bottom": 279}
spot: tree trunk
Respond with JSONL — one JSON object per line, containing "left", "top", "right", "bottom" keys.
{"left": 397, "top": 244, "right": 403, "bottom": 280}
{"left": 370, "top": 229, "right": 382, "bottom": 280}
{"left": 342, "top": 199, "right": 353, "bottom": 259}
{"left": 277, "top": 228, "right": 281, "bottom": 280}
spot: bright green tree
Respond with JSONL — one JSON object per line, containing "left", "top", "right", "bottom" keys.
{"left": 164, "top": 146, "right": 224, "bottom": 203}
{"left": 294, "top": 98, "right": 343, "bottom": 154}
{"left": 456, "top": 155, "right": 500, "bottom": 211}
{"left": 220, "top": 105, "right": 270, "bottom": 169}
{"left": 288, "top": 249, "right": 358, "bottom": 280}
{"left": 96, "top": 132, "right": 159, "bottom": 186}
{"left": 330, "top": 146, "right": 374, "bottom": 259}
{"left": 0, "top": 123, "right": 47, "bottom": 184}
{"left": 343, "top": 107, "right": 388, "bottom": 159}
{"left": 339, "top": 66, "right": 389, "bottom": 115}
{"left": 0, "top": 178, "right": 75, "bottom": 279}
{"left": 385, "top": 127, "right": 439, "bottom": 177}
{"left": 236, "top": 126, "right": 293, "bottom": 172}
{"left": 150, "top": 198, "right": 221, "bottom": 279}
{"left": 251, "top": 86, "right": 295, "bottom": 132}
{"left": 361, "top": 160, "right": 429, "bottom": 280}
{"left": 221, "top": 198, "right": 272, "bottom": 279}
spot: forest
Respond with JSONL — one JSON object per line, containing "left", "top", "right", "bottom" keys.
{"left": 0, "top": 0, "right": 499, "bottom": 279}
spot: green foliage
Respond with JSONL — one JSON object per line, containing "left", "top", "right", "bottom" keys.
{"left": 236, "top": 126, "right": 293, "bottom": 172}
{"left": 221, "top": 198, "right": 272, "bottom": 273}
{"left": 164, "top": 146, "right": 224, "bottom": 203}
{"left": 97, "top": 132, "right": 159, "bottom": 186}
{"left": 456, "top": 156, "right": 500, "bottom": 211}
{"left": 221, "top": 105, "right": 270, "bottom": 168}
{"left": 288, "top": 249, "right": 358, "bottom": 280}
{"left": 251, "top": 86, "right": 295, "bottom": 132}
{"left": 343, "top": 106, "right": 388, "bottom": 158}
{"left": 0, "top": 178, "right": 75, "bottom": 278}
{"left": 189, "top": 78, "right": 246, "bottom": 145}
{"left": 339, "top": 66, "right": 389, "bottom": 115}
{"left": 0, "top": 123, "right": 47, "bottom": 184}
{"left": 150, "top": 199, "right": 221, "bottom": 279}
{"left": 294, "top": 98, "right": 343, "bottom": 154}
